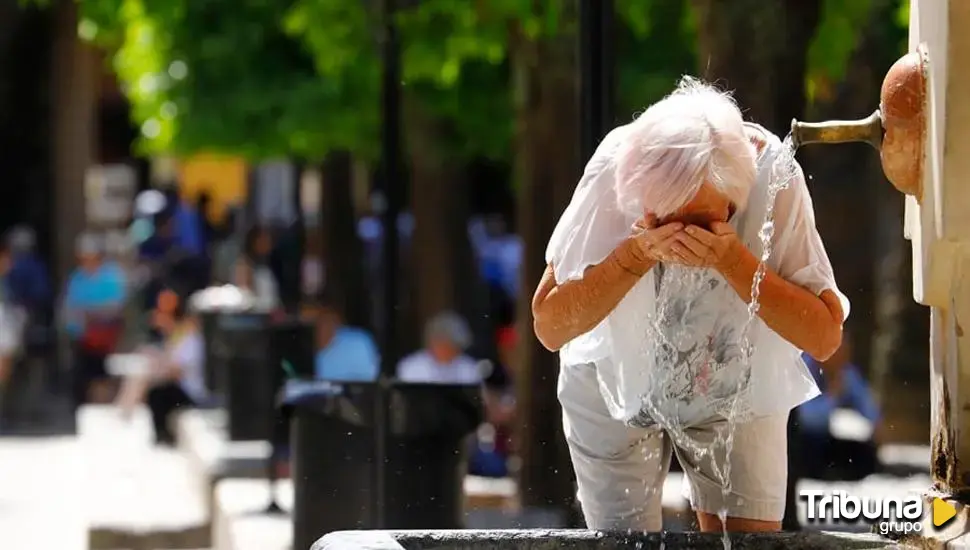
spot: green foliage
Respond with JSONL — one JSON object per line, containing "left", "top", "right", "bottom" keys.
{"left": 615, "top": 0, "right": 697, "bottom": 119}
{"left": 805, "top": 0, "right": 872, "bottom": 103}
{"left": 896, "top": 0, "right": 910, "bottom": 51}
{"left": 79, "top": 0, "right": 373, "bottom": 160}
{"left": 285, "top": 0, "right": 553, "bottom": 162}
{"left": 896, "top": 0, "right": 910, "bottom": 28}
{"left": 73, "top": 0, "right": 699, "bottom": 163}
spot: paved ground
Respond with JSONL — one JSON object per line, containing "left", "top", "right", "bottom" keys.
{"left": 0, "top": 437, "right": 85, "bottom": 550}
{"left": 0, "top": 411, "right": 935, "bottom": 550}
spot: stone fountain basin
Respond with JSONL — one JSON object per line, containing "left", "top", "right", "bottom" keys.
{"left": 313, "top": 529, "right": 901, "bottom": 550}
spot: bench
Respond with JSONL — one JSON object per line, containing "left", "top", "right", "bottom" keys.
{"left": 175, "top": 408, "right": 273, "bottom": 517}
{"left": 213, "top": 478, "right": 292, "bottom": 550}
{"left": 78, "top": 404, "right": 210, "bottom": 549}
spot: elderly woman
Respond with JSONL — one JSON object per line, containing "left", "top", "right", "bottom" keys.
{"left": 396, "top": 312, "right": 480, "bottom": 384}
{"left": 532, "top": 78, "right": 848, "bottom": 533}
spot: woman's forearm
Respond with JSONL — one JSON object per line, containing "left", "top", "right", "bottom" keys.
{"left": 532, "top": 239, "right": 654, "bottom": 351}
{"left": 720, "top": 248, "right": 843, "bottom": 360}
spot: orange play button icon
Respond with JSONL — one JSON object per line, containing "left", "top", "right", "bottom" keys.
{"left": 934, "top": 498, "right": 957, "bottom": 527}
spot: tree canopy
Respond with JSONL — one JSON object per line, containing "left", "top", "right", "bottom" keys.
{"left": 70, "top": 0, "right": 896, "bottom": 162}
{"left": 79, "top": 0, "right": 374, "bottom": 160}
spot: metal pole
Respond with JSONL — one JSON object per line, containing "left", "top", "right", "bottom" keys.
{"left": 573, "top": 2, "right": 613, "bottom": 526}
{"left": 375, "top": 0, "right": 401, "bottom": 530}
{"left": 579, "top": 0, "right": 615, "bottom": 161}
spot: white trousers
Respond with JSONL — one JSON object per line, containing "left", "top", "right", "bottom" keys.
{"left": 558, "top": 362, "right": 789, "bottom": 530}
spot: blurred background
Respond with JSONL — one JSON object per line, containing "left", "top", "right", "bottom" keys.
{"left": 0, "top": 0, "right": 931, "bottom": 548}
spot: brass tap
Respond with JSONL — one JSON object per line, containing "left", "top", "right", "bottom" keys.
{"left": 789, "top": 110, "right": 884, "bottom": 151}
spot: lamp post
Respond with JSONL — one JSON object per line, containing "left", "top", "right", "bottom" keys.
{"left": 579, "top": 0, "right": 615, "bottom": 161}
{"left": 375, "top": 0, "right": 401, "bottom": 530}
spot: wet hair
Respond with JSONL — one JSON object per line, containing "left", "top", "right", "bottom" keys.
{"left": 614, "top": 76, "right": 758, "bottom": 218}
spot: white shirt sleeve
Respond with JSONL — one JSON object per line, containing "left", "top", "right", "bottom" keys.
{"left": 770, "top": 162, "right": 851, "bottom": 321}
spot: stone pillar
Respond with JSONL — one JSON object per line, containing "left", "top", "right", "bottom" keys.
{"left": 907, "top": 0, "right": 970, "bottom": 545}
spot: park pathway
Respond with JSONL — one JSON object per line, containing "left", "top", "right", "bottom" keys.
{"left": 0, "top": 437, "right": 85, "bottom": 550}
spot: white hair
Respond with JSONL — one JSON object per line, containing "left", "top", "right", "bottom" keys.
{"left": 424, "top": 311, "right": 472, "bottom": 351}
{"left": 614, "top": 76, "right": 757, "bottom": 218}
{"left": 75, "top": 232, "right": 103, "bottom": 256}
{"left": 6, "top": 226, "right": 35, "bottom": 252}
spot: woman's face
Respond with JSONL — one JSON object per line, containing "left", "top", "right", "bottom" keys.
{"left": 658, "top": 182, "right": 734, "bottom": 229}
{"left": 428, "top": 337, "right": 460, "bottom": 364}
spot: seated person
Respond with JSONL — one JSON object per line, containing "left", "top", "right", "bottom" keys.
{"left": 271, "top": 299, "right": 380, "bottom": 469}
{"left": 796, "top": 336, "right": 882, "bottom": 480}
{"left": 397, "top": 312, "right": 482, "bottom": 384}
{"left": 396, "top": 311, "right": 481, "bottom": 384}
{"left": 314, "top": 299, "right": 380, "bottom": 382}
{"left": 116, "top": 280, "right": 207, "bottom": 445}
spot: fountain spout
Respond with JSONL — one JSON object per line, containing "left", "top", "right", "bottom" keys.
{"left": 789, "top": 49, "right": 928, "bottom": 199}
{"left": 790, "top": 110, "right": 883, "bottom": 150}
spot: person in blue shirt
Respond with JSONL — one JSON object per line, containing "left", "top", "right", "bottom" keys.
{"left": 162, "top": 187, "right": 206, "bottom": 257}
{"left": 4, "top": 228, "right": 53, "bottom": 358}
{"left": 796, "top": 336, "right": 882, "bottom": 481}
{"left": 5, "top": 227, "right": 51, "bottom": 314}
{"left": 269, "top": 298, "right": 379, "bottom": 466}
{"left": 313, "top": 299, "right": 379, "bottom": 382}
{"left": 63, "top": 234, "right": 127, "bottom": 406}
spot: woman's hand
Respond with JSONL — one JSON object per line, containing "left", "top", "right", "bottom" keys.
{"left": 620, "top": 214, "right": 686, "bottom": 273}
{"left": 668, "top": 222, "right": 749, "bottom": 272}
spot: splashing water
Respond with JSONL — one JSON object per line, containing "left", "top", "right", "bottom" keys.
{"left": 628, "top": 133, "right": 800, "bottom": 550}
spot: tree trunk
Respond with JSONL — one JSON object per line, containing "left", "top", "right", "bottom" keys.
{"left": 0, "top": 5, "right": 53, "bottom": 256}
{"left": 404, "top": 97, "right": 486, "bottom": 351}
{"left": 511, "top": 6, "right": 582, "bottom": 517}
{"left": 50, "top": 0, "right": 98, "bottom": 287}
{"left": 320, "top": 152, "right": 371, "bottom": 328}
{"left": 691, "top": 0, "right": 821, "bottom": 136}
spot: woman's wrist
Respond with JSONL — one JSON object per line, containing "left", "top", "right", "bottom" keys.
{"left": 612, "top": 238, "right": 654, "bottom": 277}
{"left": 715, "top": 239, "right": 753, "bottom": 280}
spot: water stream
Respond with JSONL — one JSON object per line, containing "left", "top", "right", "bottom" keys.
{"left": 630, "top": 133, "right": 800, "bottom": 550}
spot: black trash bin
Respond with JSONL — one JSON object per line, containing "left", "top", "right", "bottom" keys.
{"left": 289, "top": 381, "right": 483, "bottom": 550}
{"left": 269, "top": 320, "right": 316, "bottom": 381}
{"left": 221, "top": 314, "right": 316, "bottom": 442}
{"left": 220, "top": 312, "right": 275, "bottom": 441}
{"left": 201, "top": 311, "right": 225, "bottom": 396}
{"left": 268, "top": 320, "right": 316, "bottom": 451}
